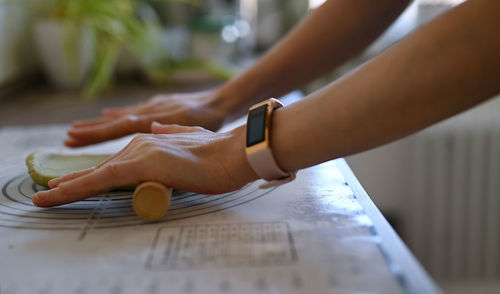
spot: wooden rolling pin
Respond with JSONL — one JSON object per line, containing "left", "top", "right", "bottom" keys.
{"left": 132, "top": 182, "right": 172, "bottom": 221}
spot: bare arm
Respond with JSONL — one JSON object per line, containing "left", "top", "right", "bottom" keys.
{"left": 272, "top": 0, "right": 500, "bottom": 172}
{"left": 217, "top": 0, "right": 411, "bottom": 118}
{"left": 33, "top": 0, "right": 500, "bottom": 207}
{"left": 67, "top": 0, "right": 409, "bottom": 146}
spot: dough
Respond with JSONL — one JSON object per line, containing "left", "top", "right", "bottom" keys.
{"left": 26, "top": 151, "right": 110, "bottom": 187}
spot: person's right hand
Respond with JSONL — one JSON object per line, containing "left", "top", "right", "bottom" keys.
{"left": 33, "top": 123, "right": 258, "bottom": 207}
{"left": 64, "top": 90, "right": 229, "bottom": 147}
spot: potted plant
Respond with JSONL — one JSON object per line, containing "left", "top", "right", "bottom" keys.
{"left": 44, "top": 0, "right": 204, "bottom": 96}
{"left": 5, "top": 0, "right": 236, "bottom": 97}
{"left": 3, "top": 0, "right": 238, "bottom": 97}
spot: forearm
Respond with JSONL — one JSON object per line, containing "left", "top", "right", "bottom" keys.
{"left": 216, "top": 0, "right": 411, "bottom": 119}
{"left": 271, "top": 0, "right": 500, "bottom": 172}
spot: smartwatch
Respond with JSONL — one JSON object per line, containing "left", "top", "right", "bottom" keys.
{"left": 245, "top": 98, "right": 296, "bottom": 188}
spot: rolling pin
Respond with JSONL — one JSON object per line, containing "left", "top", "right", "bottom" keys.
{"left": 25, "top": 151, "right": 172, "bottom": 220}
{"left": 132, "top": 182, "right": 172, "bottom": 221}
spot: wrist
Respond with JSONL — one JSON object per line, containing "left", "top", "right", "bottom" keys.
{"left": 227, "top": 125, "right": 260, "bottom": 184}
{"left": 213, "top": 79, "right": 261, "bottom": 122}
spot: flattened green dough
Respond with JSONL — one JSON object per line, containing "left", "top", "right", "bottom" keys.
{"left": 26, "top": 151, "right": 111, "bottom": 187}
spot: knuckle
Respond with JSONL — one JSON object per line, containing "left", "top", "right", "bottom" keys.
{"left": 132, "top": 133, "right": 148, "bottom": 143}
{"left": 103, "top": 163, "right": 122, "bottom": 187}
{"left": 137, "top": 138, "right": 155, "bottom": 149}
{"left": 136, "top": 133, "right": 147, "bottom": 140}
{"left": 105, "top": 163, "right": 120, "bottom": 179}
{"left": 57, "top": 183, "right": 70, "bottom": 194}
{"left": 124, "top": 114, "right": 138, "bottom": 122}
{"left": 122, "top": 115, "right": 139, "bottom": 131}
{"left": 130, "top": 136, "right": 141, "bottom": 145}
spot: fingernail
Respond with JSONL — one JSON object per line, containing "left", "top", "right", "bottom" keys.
{"left": 67, "top": 129, "right": 78, "bottom": 136}
{"left": 64, "top": 139, "right": 77, "bottom": 147}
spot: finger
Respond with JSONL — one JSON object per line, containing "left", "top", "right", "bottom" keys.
{"left": 151, "top": 122, "right": 204, "bottom": 134}
{"left": 102, "top": 102, "right": 150, "bottom": 117}
{"left": 66, "top": 115, "right": 153, "bottom": 145}
{"left": 108, "top": 105, "right": 154, "bottom": 117}
{"left": 32, "top": 162, "right": 136, "bottom": 207}
{"left": 64, "top": 137, "right": 92, "bottom": 148}
{"left": 48, "top": 168, "right": 95, "bottom": 188}
{"left": 71, "top": 117, "right": 115, "bottom": 128}
{"left": 102, "top": 106, "right": 135, "bottom": 117}
{"left": 64, "top": 136, "right": 112, "bottom": 148}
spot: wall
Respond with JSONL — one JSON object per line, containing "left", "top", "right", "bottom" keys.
{"left": 345, "top": 2, "right": 456, "bottom": 235}
{"left": 346, "top": 137, "right": 414, "bottom": 223}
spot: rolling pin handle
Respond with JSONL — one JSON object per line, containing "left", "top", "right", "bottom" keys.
{"left": 132, "top": 181, "right": 172, "bottom": 221}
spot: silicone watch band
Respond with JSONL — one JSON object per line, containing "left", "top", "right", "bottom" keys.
{"left": 246, "top": 98, "right": 296, "bottom": 188}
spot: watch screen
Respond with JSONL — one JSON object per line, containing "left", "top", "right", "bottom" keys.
{"left": 246, "top": 104, "right": 268, "bottom": 147}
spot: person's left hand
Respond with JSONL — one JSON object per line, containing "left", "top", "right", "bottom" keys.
{"left": 32, "top": 122, "right": 257, "bottom": 207}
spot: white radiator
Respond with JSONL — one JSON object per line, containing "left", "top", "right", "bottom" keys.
{"left": 410, "top": 99, "right": 500, "bottom": 282}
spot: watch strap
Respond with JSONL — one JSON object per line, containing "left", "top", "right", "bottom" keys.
{"left": 247, "top": 147, "right": 290, "bottom": 180}
{"left": 246, "top": 98, "right": 297, "bottom": 188}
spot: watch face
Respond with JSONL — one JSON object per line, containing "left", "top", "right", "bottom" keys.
{"left": 246, "top": 104, "right": 268, "bottom": 147}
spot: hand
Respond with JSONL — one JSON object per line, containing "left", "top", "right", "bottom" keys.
{"left": 33, "top": 122, "right": 258, "bottom": 207}
{"left": 65, "top": 90, "right": 229, "bottom": 147}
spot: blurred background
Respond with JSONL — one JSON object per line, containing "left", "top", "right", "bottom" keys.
{"left": 0, "top": 0, "right": 499, "bottom": 293}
